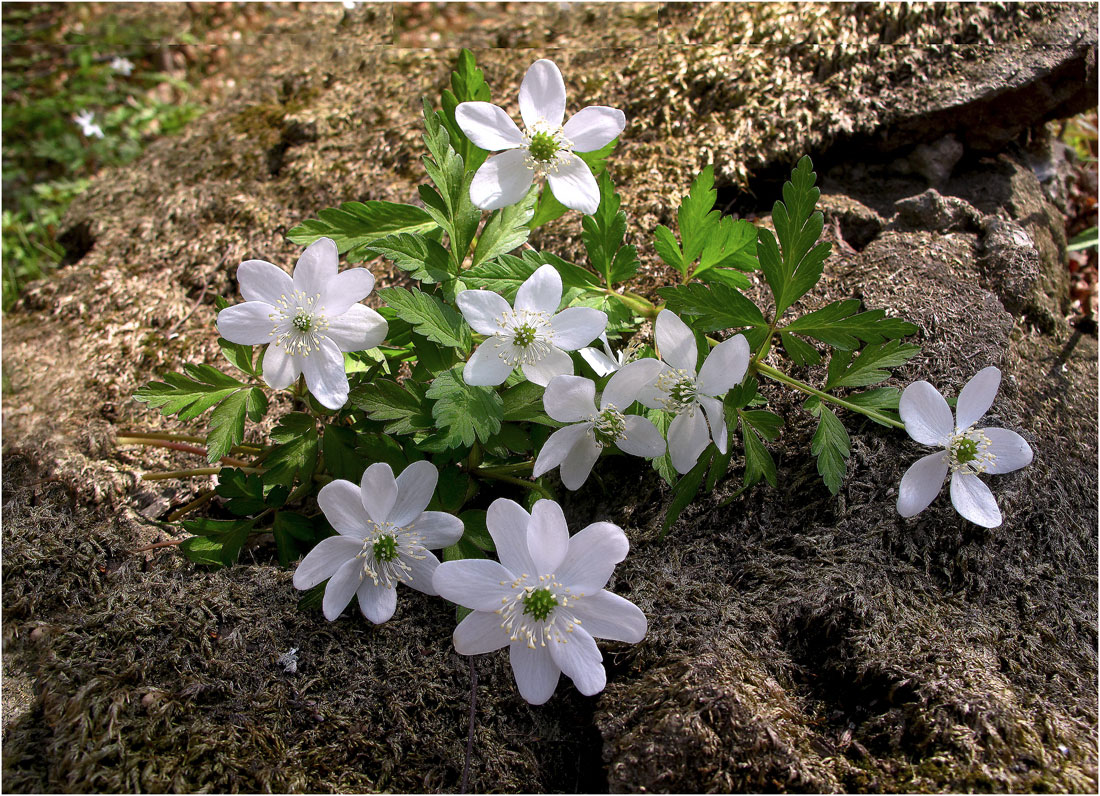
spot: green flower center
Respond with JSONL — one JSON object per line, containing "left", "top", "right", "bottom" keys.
{"left": 952, "top": 437, "right": 979, "bottom": 464}
{"left": 592, "top": 405, "right": 627, "bottom": 448}
{"left": 522, "top": 587, "right": 558, "bottom": 621}
{"left": 292, "top": 310, "right": 313, "bottom": 332}
{"left": 513, "top": 323, "right": 538, "bottom": 348}
{"left": 372, "top": 534, "right": 398, "bottom": 562}
{"left": 527, "top": 131, "right": 559, "bottom": 162}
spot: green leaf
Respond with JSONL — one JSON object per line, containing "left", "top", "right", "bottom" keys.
{"left": 215, "top": 467, "right": 287, "bottom": 516}
{"left": 843, "top": 387, "right": 901, "bottom": 411}
{"left": 180, "top": 517, "right": 253, "bottom": 567}
{"left": 784, "top": 299, "right": 919, "bottom": 350}
{"left": 647, "top": 408, "right": 676, "bottom": 485}
{"left": 678, "top": 166, "right": 719, "bottom": 265}
{"left": 661, "top": 447, "right": 712, "bottom": 536}
{"left": 582, "top": 173, "right": 638, "bottom": 286}
{"left": 134, "top": 364, "right": 245, "bottom": 422}
{"left": 695, "top": 217, "right": 757, "bottom": 276}
{"left": 263, "top": 412, "right": 319, "bottom": 488}
{"left": 218, "top": 338, "right": 259, "bottom": 377}
{"left": 653, "top": 224, "right": 685, "bottom": 275}
{"left": 422, "top": 99, "right": 480, "bottom": 262}
{"left": 440, "top": 48, "right": 492, "bottom": 173}
{"left": 458, "top": 509, "right": 494, "bottom": 551}
{"left": 779, "top": 330, "right": 821, "bottom": 366}
{"left": 350, "top": 378, "right": 434, "bottom": 435}
{"left": 501, "top": 380, "right": 554, "bottom": 425}
{"left": 377, "top": 286, "right": 472, "bottom": 353}
{"left": 297, "top": 581, "right": 327, "bottom": 612}
{"left": 741, "top": 421, "right": 777, "bottom": 488}
{"left": 273, "top": 512, "right": 319, "bottom": 568}
{"left": 362, "top": 233, "right": 452, "bottom": 284}
{"left": 726, "top": 377, "right": 759, "bottom": 410}
{"left": 322, "top": 426, "right": 368, "bottom": 482}
{"left": 444, "top": 537, "right": 488, "bottom": 562}
{"left": 741, "top": 409, "right": 783, "bottom": 441}
{"left": 810, "top": 405, "right": 850, "bottom": 494}
{"left": 696, "top": 265, "right": 752, "bottom": 291}
{"left": 425, "top": 366, "right": 504, "bottom": 449}
{"left": 287, "top": 201, "right": 437, "bottom": 259}
{"left": 657, "top": 282, "right": 766, "bottom": 333}
{"left": 206, "top": 387, "right": 267, "bottom": 464}
{"left": 824, "top": 340, "right": 921, "bottom": 390}
{"left": 472, "top": 187, "right": 537, "bottom": 267}
{"left": 354, "top": 432, "right": 411, "bottom": 472}
{"left": 463, "top": 251, "right": 600, "bottom": 301}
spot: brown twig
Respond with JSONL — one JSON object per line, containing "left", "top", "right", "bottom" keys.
{"left": 117, "top": 437, "right": 251, "bottom": 468}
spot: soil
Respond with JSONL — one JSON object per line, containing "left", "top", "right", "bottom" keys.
{"left": 2, "top": 3, "right": 1097, "bottom": 792}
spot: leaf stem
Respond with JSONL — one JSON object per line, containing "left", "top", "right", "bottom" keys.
{"left": 473, "top": 468, "right": 552, "bottom": 499}
{"left": 166, "top": 489, "right": 216, "bottom": 522}
{"left": 116, "top": 438, "right": 252, "bottom": 468}
{"left": 141, "top": 466, "right": 264, "bottom": 481}
{"left": 475, "top": 461, "right": 533, "bottom": 476}
{"left": 753, "top": 362, "right": 905, "bottom": 430}
{"left": 603, "top": 288, "right": 658, "bottom": 320}
{"left": 117, "top": 430, "right": 262, "bottom": 453}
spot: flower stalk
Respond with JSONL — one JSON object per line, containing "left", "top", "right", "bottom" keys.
{"left": 753, "top": 361, "right": 906, "bottom": 430}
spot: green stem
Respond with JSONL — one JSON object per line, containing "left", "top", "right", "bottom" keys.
{"left": 604, "top": 289, "right": 658, "bottom": 320}
{"left": 474, "top": 469, "right": 553, "bottom": 499}
{"left": 476, "top": 461, "right": 533, "bottom": 476}
{"left": 754, "top": 362, "right": 905, "bottom": 430}
{"left": 118, "top": 430, "right": 262, "bottom": 454}
{"left": 142, "top": 466, "right": 263, "bottom": 481}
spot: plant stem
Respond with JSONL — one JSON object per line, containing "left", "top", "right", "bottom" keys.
{"left": 473, "top": 469, "right": 553, "bottom": 499}
{"left": 116, "top": 437, "right": 252, "bottom": 468}
{"left": 117, "top": 430, "right": 262, "bottom": 454}
{"left": 604, "top": 288, "right": 658, "bottom": 320}
{"left": 475, "top": 461, "right": 533, "bottom": 476}
{"left": 134, "top": 538, "right": 185, "bottom": 552}
{"left": 166, "top": 489, "right": 216, "bottom": 522}
{"left": 141, "top": 466, "right": 263, "bottom": 481}
{"left": 753, "top": 362, "right": 905, "bottom": 430}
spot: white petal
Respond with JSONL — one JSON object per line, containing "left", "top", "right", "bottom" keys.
{"left": 950, "top": 472, "right": 1002, "bottom": 528}
{"left": 655, "top": 310, "right": 698, "bottom": 374}
{"left": 521, "top": 346, "right": 574, "bottom": 387}
{"left": 356, "top": 580, "right": 398, "bottom": 624}
{"left": 318, "top": 479, "right": 371, "bottom": 538}
{"left": 562, "top": 106, "right": 626, "bottom": 153}
{"left": 486, "top": 498, "right": 536, "bottom": 576}
{"left": 515, "top": 263, "right": 562, "bottom": 314}
{"left": 557, "top": 521, "right": 628, "bottom": 593}
{"left": 323, "top": 558, "right": 364, "bottom": 621}
{"left": 359, "top": 462, "right": 398, "bottom": 523}
{"left": 470, "top": 149, "right": 534, "bottom": 211}
{"left": 899, "top": 381, "right": 954, "bottom": 447}
{"left": 519, "top": 59, "right": 566, "bottom": 129}
{"left": 320, "top": 268, "right": 375, "bottom": 317}
{"left": 326, "top": 305, "right": 388, "bottom": 352}
{"left": 549, "top": 306, "right": 607, "bottom": 350}
{"left": 697, "top": 334, "right": 750, "bottom": 397}
{"left": 559, "top": 434, "right": 601, "bottom": 490}
{"left": 217, "top": 302, "right": 276, "bottom": 345}
{"left": 455, "top": 101, "right": 524, "bottom": 151}
{"left": 602, "top": 358, "right": 664, "bottom": 412}
{"left": 401, "top": 549, "right": 441, "bottom": 596}
{"left": 896, "top": 451, "right": 949, "bottom": 518}
{"left": 410, "top": 511, "right": 465, "bottom": 549}
{"left": 432, "top": 559, "right": 514, "bottom": 611}
{"left": 509, "top": 642, "right": 560, "bottom": 705}
{"left": 615, "top": 415, "right": 666, "bottom": 458}
{"left": 982, "top": 428, "right": 1033, "bottom": 474}
{"left": 456, "top": 289, "right": 512, "bottom": 336}
{"left": 293, "top": 237, "right": 339, "bottom": 299}
{"left": 463, "top": 336, "right": 517, "bottom": 386}
{"left": 527, "top": 499, "right": 570, "bottom": 574}
{"left": 292, "top": 535, "right": 363, "bottom": 589}
{"left": 390, "top": 460, "right": 439, "bottom": 527}
{"left": 636, "top": 363, "right": 674, "bottom": 410}
{"left": 570, "top": 590, "right": 647, "bottom": 643}
{"left": 453, "top": 610, "right": 511, "bottom": 655}
{"left": 237, "top": 259, "right": 293, "bottom": 305}
{"left": 698, "top": 394, "right": 728, "bottom": 454}
{"left": 533, "top": 422, "right": 592, "bottom": 479}
{"left": 262, "top": 343, "right": 300, "bottom": 390}
{"left": 543, "top": 375, "right": 597, "bottom": 422}
{"left": 546, "top": 152, "right": 600, "bottom": 215}
{"left": 668, "top": 410, "right": 710, "bottom": 474}
{"left": 548, "top": 625, "right": 605, "bottom": 696}
{"left": 955, "top": 366, "right": 1001, "bottom": 431}
{"left": 579, "top": 346, "right": 619, "bottom": 377}
{"left": 301, "top": 337, "right": 350, "bottom": 410}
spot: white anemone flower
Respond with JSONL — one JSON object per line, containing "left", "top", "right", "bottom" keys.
{"left": 110, "top": 56, "right": 135, "bottom": 75}
{"left": 455, "top": 58, "right": 626, "bottom": 215}
{"left": 433, "top": 498, "right": 646, "bottom": 705}
{"left": 293, "top": 461, "right": 464, "bottom": 623}
{"left": 73, "top": 110, "right": 104, "bottom": 138}
{"left": 897, "top": 366, "right": 1033, "bottom": 528}
{"left": 534, "top": 359, "right": 666, "bottom": 490}
{"left": 579, "top": 333, "right": 628, "bottom": 377}
{"left": 217, "top": 237, "right": 387, "bottom": 410}
{"left": 638, "top": 310, "right": 750, "bottom": 474}
{"left": 457, "top": 263, "right": 606, "bottom": 386}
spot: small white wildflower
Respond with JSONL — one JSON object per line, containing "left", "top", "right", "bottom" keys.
{"left": 276, "top": 647, "right": 299, "bottom": 674}
{"left": 73, "top": 110, "right": 104, "bottom": 138}
{"left": 579, "top": 332, "right": 631, "bottom": 377}
{"left": 110, "top": 56, "right": 135, "bottom": 76}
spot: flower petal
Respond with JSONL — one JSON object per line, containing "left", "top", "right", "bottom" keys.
{"left": 579, "top": 346, "right": 619, "bottom": 377}
{"left": 548, "top": 625, "right": 605, "bottom": 696}
{"left": 950, "top": 471, "right": 1002, "bottom": 528}
{"left": 456, "top": 289, "right": 512, "bottom": 336}
{"left": 470, "top": 149, "right": 534, "bottom": 211}
{"left": 546, "top": 152, "right": 600, "bottom": 215}
{"left": 955, "top": 366, "right": 1001, "bottom": 432}
{"left": 455, "top": 101, "right": 524, "bottom": 151}
{"left": 300, "top": 337, "right": 350, "bottom": 410}
{"left": 615, "top": 415, "right": 666, "bottom": 458}
{"left": 326, "top": 304, "right": 388, "bottom": 352}
{"left": 321, "top": 268, "right": 376, "bottom": 317}
{"left": 521, "top": 345, "right": 574, "bottom": 387}
{"left": 292, "top": 535, "right": 363, "bottom": 589}
{"left": 697, "top": 334, "right": 750, "bottom": 397}
{"left": 433, "top": 559, "right": 515, "bottom": 611}
{"left": 318, "top": 479, "right": 371, "bottom": 538}
{"left": 896, "top": 451, "right": 949, "bottom": 518}
{"left": 982, "top": 427, "right": 1033, "bottom": 474}
{"left": 463, "top": 336, "right": 518, "bottom": 386}
{"left": 453, "top": 610, "right": 511, "bottom": 655}
{"left": 543, "top": 375, "right": 597, "bottom": 422}
{"left": 548, "top": 306, "right": 607, "bottom": 350}
{"left": 401, "top": 549, "right": 442, "bottom": 596}
{"left": 411, "top": 511, "right": 465, "bottom": 549}
{"left": 486, "top": 498, "right": 536, "bottom": 575}
{"left": 390, "top": 460, "right": 439, "bottom": 527}
{"left": 356, "top": 579, "right": 398, "bottom": 624}
{"left": 262, "top": 343, "right": 300, "bottom": 390}
{"left": 509, "top": 642, "right": 560, "bottom": 705}
{"left": 323, "top": 557, "right": 364, "bottom": 621}
{"left": 515, "top": 263, "right": 563, "bottom": 314}
{"left": 562, "top": 105, "right": 626, "bottom": 153}
{"left": 527, "top": 499, "right": 570, "bottom": 574}
{"left": 899, "top": 380, "right": 954, "bottom": 447}
{"left": 570, "top": 590, "right": 647, "bottom": 643}
{"left": 636, "top": 364, "right": 673, "bottom": 410}
{"left": 533, "top": 422, "right": 592, "bottom": 479}
{"left": 668, "top": 409, "right": 710, "bottom": 474}
{"left": 237, "top": 259, "right": 293, "bottom": 305}
{"left": 217, "top": 302, "right": 277, "bottom": 345}
{"left": 602, "top": 358, "right": 664, "bottom": 412}
{"left": 557, "top": 521, "right": 628, "bottom": 593}
{"left": 360, "top": 462, "right": 398, "bottom": 523}
{"left": 655, "top": 309, "right": 698, "bottom": 374}
{"left": 519, "top": 59, "right": 566, "bottom": 129}
{"left": 293, "top": 237, "right": 339, "bottom": 299}
{"left": 559, "top": 434, "right": 601, "bottom": 490}
{"left": 698, "top": 394, "right": 728, "bottom": 454}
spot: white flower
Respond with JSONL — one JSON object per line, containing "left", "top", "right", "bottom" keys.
{"left": 433, "top": 498, "right": 646, "bottom": 705}
{"left": 110, "top": 56, "right": 134, "bottom": 76}
{"left": 73, "top": 110, "right": 104, "bottom": 138}
{"left": 637, "top": 310, "right": 750, "bottom": 474}
{"left": 455, "top": 58, "right": 625, "bottom": 215}
{"left": 293, "top": 461, "right": 464, "bottom": 623}
{"left": 897, "top": 366, "right": 1033, "bottom": 528}
{"left": 579, "top": 332, "right": 627, "bottom": 377}
{"left": 534, "top": 359, "right": 666, "bottom": 490}
{"left": 457, "top": 263, "right": 606, "bottom": 387}
{"left": 217, "top": 237, "right": 387, "bottom": 410}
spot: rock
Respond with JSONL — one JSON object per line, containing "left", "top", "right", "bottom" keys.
{"left": 891, "top": 189, "right": 982, "bottom": 233}
{"left": 908, "top": 134, "right": 965, "bottom": 186}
